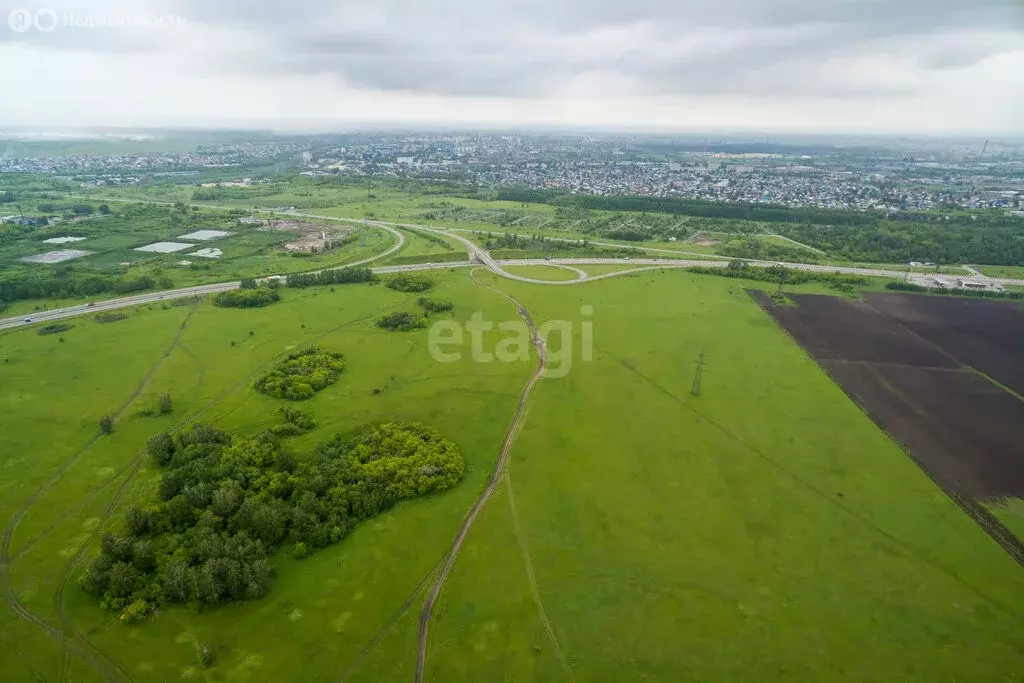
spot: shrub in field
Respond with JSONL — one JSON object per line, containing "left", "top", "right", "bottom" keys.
{"left": 271, "top": 407, "right": 318, "bottom": 437}
{"left": 38, "top": 323, "right": 73, "bottom": 336}
{"left": 885, "top": 281, "right": 928, "bottom": 292}
{"left": 80, "top": 422, "right": 463, "bottom": 613}
{"left": 213, "top": 287, "right": 280, "bottom": 308}
{"left": 171, "top": 295, "right": 205, "bottom": 307}
{"left": 253, "top": 346, "right": 345, "bottom": 400}
{"left": 377, "top": 311, "right": 427, "bottom": 331}
{"left": 99, "top": 415, "right": 114, "bottom": 434}
{"left": 385, "top": 273, "right": 434, "bottom": 293}
{"left": 197, "top": 644, "right": 215, "bottom": 669}
{"left": 417, "top": 297, "right": 454, "bottom": 313}
{"left": 119, "top": 599, "right": 150, "bottom": 624}
{"left": 94, "top": 312, "right": 128, "bottom": 324}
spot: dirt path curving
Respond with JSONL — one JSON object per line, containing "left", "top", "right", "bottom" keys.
{"left": 414, "top": 269, "right": 549, "bottom": 683}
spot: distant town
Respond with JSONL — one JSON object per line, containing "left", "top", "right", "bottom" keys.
{"left": 2, "top": 132, "right": 1022, "bottom": 214}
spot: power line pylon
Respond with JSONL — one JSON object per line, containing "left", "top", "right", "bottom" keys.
{"left": 691, "top": 350, "right": 706, "bottom": 397}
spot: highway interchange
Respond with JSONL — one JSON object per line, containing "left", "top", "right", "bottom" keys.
{"left": 3, "top": 206, "right": 1024, "bottom": 333}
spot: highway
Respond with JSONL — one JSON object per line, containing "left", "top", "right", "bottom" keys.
{"left": 5, "top": 200, "right": 1024, "bottom": 332}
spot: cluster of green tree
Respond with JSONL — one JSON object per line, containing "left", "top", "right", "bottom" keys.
{"left": 603, "top": 228, "right": 648, "bottom": 242}
{"left": 385, "top": 274, "right": 434, "bottom": 292}
{"left": 38, "top": 323, "right": 73, "bottom": 336}
{"left": 94, "top": 312, "right": 128, "bottom": 324}
{"left": 772, "top": 221, "right": 1024, "bottom": 266}
{"left": 495, "top": 188, "right": 877, "bottom": 227}
{"left": 0, "top": 272, "right": 164, "bottom": 304}
{"left": 271, "top": 407, "right": 318, "bottom": 438}
{"left": 35, "top": 201, "right": 109, "bottom": 216}
{"left": 286, "top": 267, "right": 377, "bottom": 289}
{"left": 81, "top": 421, "right": 463, "bottom": 617}
{"left": 417, "top": 297, "right": 453, "bottom": 313}
{"left": 718, "top": 237, "right": 822, "bottom": 264}
{"left": 253, "top": 346, "right": 345, "bottom": 400}
{"left": 482, "top": 232, "right": 552, "bottom": 250}
{"left": 492, "top": 188, "right": 1024, "bottom": 266}
{"left": 884, "top": 281, "right": 1024, "bottom": 300}
{"left": 213, "top": 287, "right": 280, "bottom": 309}
{"left": 377, "top": 311, "right": 427, "bottom": 331}
{"left": 693, "top": 261, "right": 869, "bottom": 292}
{"left": 0, "top": 223, "right": 38, "bottom": 245}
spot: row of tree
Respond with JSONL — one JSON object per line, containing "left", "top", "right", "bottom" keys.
{"left": 692, "top": 261, "right": 869, "bottom": 292}
{"left": 286, "top": 267, "right": 377, "bottom": 288}
{"left": 0, "top": 272, "right": 168, "bottom": 305}
{"left": 81, "top": 421, "right": 464, "bottom": 617}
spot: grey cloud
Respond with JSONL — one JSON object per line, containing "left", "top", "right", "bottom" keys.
{"left": 6, "top": 0, "right": 1023, "bottom": 99}
{"left": 207, "top": 0, "right": 1023, "bottom": 98}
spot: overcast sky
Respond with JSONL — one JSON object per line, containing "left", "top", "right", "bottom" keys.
{"left": 1, "top": 0, "right": 1022, "bottom": 134}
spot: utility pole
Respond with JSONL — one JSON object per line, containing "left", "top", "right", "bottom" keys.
{"left": 691, "top": 350, "right": 706, "bottom": 397}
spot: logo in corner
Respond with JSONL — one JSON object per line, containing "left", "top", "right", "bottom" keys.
{"left": 7, "top": 7, "right": 34, "bottom": 32}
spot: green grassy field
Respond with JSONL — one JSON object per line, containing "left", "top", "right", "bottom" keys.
{"left": 576, "top": 264, "right": 644, "bottom": 277}
{"left": 380, "top": 227, "right": 462, "bottom": 265}
{"left": 422, "top": 270, "right": 1024, "bottom": 682}
{"left": 977, "top": 264, "right": 1024, "bottom": 279}
{"left": 1, "top": 260, "right": 1022, "bottom": 682}
{"left": 0, "top": 271, "right": 533, "bottom": 682}
{"left": 501, "top": 265, "right": 582, "bottom": 282}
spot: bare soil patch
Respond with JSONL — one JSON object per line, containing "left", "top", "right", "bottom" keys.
{"left": 265, "top": 219, "right": 353, "bottom": 253}
{"left": 685, "top": 232, "right": 722, "bottom": 246}
{"left": 754, "top": 290, "right": 1024, "bottom": 501}
{"left": 824, "top": 362, "right": 1024, "bottom": 499}
{"left": 866, "top": 293, "right": 1024, "bottom": 396}
{"left": 755, "top": 292, "right": 956, "bottom": 367}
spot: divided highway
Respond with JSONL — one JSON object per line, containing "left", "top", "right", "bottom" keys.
{"left": 5, "top": 202, "right": 1024, "bottom": 332}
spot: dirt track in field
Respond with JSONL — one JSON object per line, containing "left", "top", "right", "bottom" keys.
{"left": 414, "top": 269, "right": 550, "bottom": 683}
{"left": 754, "top": 291, "right": 1024, "bottom": 565}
